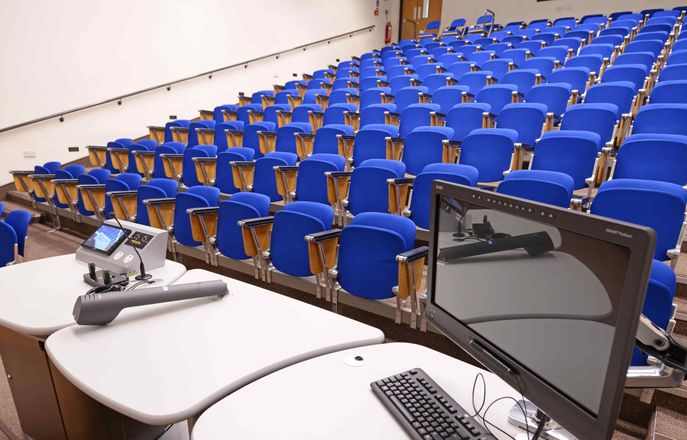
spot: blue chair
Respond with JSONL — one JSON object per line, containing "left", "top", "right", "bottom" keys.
{"left": 551, "top": 37, "right": 583, "bottom": 54}
{"left": 591, "top": 35, "right": 624, "bottom": 47}
{"left": 303, "top": 89, "right": 328, "bottom": 104}
{"left": 0, "top": 202, "right": 4, "bottom": 218}
{"left": 530, "top": 130, "right": 602, "bottom": 189}
{"left": 179, "top": 144, "right": 217, "bottom": 188}
{"left": 214, "top": 122, "right": 245, "bottom": 152}
{"left": 560, "top": 103, "right": 619, "bottom": 146}
{"left": 214, "top": 147, "right": 256, "bottom": 195}
{"left": 273, "top": 122, "right": 311, "bottom": 155}
{"left": 395, "top": 86, "right": 430, "bottom": 113}
{"left": 481, "top": 59, "right": 513, "bottom": 80}
{"left": 415, "top": 63, "right": 442, "bottom": 81}
{"left": 531, "top": 32, "right": 558, "bottom": 46}
{"left": 323, "top": 103, "right": 358, "bottom": 126}
{"left": 601, "top": 64, "right": 648, "bottom": 92}
{"left": 501, "top": 69, "right": 540, "bottom": 94}
{"left": 360, "top": 87, "right": 393, "bottom": 109}
{"left": 350, "top": 124, "right": 400, "bottom": 166}
{"left": 549, "top": 67, "right": 591, "bottom": 93}
{"left": 308, "top": 125, "right": 353, "bottom": 156}
{"left": 565, "top": 55, "right": 604, "bottom": 75}
{"left": 243, "top": 122, "right": 276, "bottom": 159}
{"left": 5, "top": 210, "right": 32, "bottom": 259}
{"left": 360, "top": 104, "right": 397, "bottom": 127}
{"left": 447, "top": 61, "right": 477, "bottom": 80}
{"left": 399, "top": 103, "right": 443, "bottom": 138}
{"left": 475, "top": 84, "right": 520, "bottom": 114}
{"left": 526, "top": 83, "right": 572, "bottom": 119}
{"left": 431, "top": 86, "right": 470, "bottom": 114}
{"left": 459, "top": 128, "right": 518, "bottom": 182}
{"left": 501, "top": 48, "right": 530, "bottom": 67}
{"left": 579, "top": 44, "right": 616, "bottom": 59}
{"left": 445, "top": 103, "right": 491, "bottom": 142}
{"left": 631, "top": 259, "right": 676, "bottom": 366}
{"left": 458, "top": 71, "right": 494, "bottom": 95}
{"left": 284, "top": 154, "right": 345, "bottom": 204}
{"left": 53, "top": 165, "right": 86, "bottom": 209}
{"left": 536, "top": 46, "right": 569, "bottom": 63}
{"left": 584, "top": 82, "right": 636, "bottom": 115}
{"left": 496, "top": 103, "right": 548, "bottom": 147}
{"left": 650, "top": 81, "right": 687, "bottom": 104}
{"left": 466, "top": 51, "right": 496, "bottom": 67}
{"left": 625, "top": 40, "right": 664, "bottom": 59}
{"left": 0, "top": 222, "right": 18, "bottom": 267}
{"left": 659, "top": 63, "right": 687, "bottom": 82}
{"left": 237, "top": 104, "right": 263, "bottom": 126}
{"left": 405, "top": 163, "right": 479, "bottom": 229}
{"left": 633, "top": 104, "right": 687, "bottom": 136}
{"left": 613, "top": 134, "right": 687, "bottom": 186}
{"left": 667, "top": 50, "right": 687, "bottom": 66}
{"left": 592, "top": 179, "right": 687, "bottom": 261}
{"left": 163, "top": 121, "right": 189, "bottom": 144}
{"left": 517, "top": 40, "right": 545, "bottom": 56}
{"left": 103, "top": 173, "right": 142, "bottom": 219}
{"left": 292, "top": 104, "right": 322, "bottom": 124}
{"left": 345, "top": 160, "right": 406, "bottom": 216}
{"left": 187, "top": 120, "right": 215, "bottom": 147}
{"left": 497, "top": 170, "right": 574, "bottom": 208}
{"left": 402, "top": 126, "right": 455, "bottom": 175}
{"left": 423, "top": 73, "right": 457, "bottom": 94}
{"left": 212, "top": 105, "right": 238, "bottom": 123}
{"left": 261, "top": 105, "right": 291, "bottom": 126}
{"left": 634, "top": 31, "right": 670, "bottom": 44}
{"left": 251, "top": 152, "right": 299, "bottom": 202}
{"left": 521, "top": 57, "right": 558, "bottom": 78}
{"left": 76, "top": 168, "right": 111, "bottom": 216}
{"left": 135, "top": 178, "right": 178, "bottom": 226}
{"left": 173, "top": 186, "right": 221, "bottom": 248}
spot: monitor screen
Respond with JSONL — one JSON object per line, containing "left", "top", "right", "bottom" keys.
{"left": 425, "top": 183, "right": 655, "bottom": 440}
{"left": 81, "top": 225, "right": 128, "bottom": 256}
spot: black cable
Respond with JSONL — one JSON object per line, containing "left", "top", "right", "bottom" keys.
{"left": 470, "top": 372, "right": 487, "bottom": 417}
{"left": 480, "top": 396, "right": 524, "bottom": 440}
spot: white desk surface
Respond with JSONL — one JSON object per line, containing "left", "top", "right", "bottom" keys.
{"left": 0, "top": 254, "right": 186, "bottom": 337}
{"left": 192, "top": 343, "right": 526, "bottom": 440}
{"left": 45, "top": 269, "right": 385, "bottom": 426}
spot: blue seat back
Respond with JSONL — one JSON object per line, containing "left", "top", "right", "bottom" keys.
{"left": 271, "top": 202, "right": 333, "bottom": 277}
{"left": 313, "top": 125, "right": 353, "bottom": 155}
{"left": 496, "top": 103, "right": 547, "bottom": 146}
{"left": 0, "top": 222, "right": 18, "bottom": 267}
{"left": 244, "top": 122, "right": 277, "bottom": 158}
{"left": 591, "top": 179, "right": 687, "bottom": 260}
{"left": 212, "top": 105, "right": 238, "bottom": 123}
{"left": 173, "top": 186, "right": 220, "bottom": 247}
{"left": 217, "top": 193, "right": 271, "bottom": 260}
{"left": 136, "top": 179, "right": 178, "bottom": 226}
{"left": 402, "top": 126, "right": 455, "bottom": 175}
{"left": 399, "top": 103, "right": 441, "bottom": 138}
{"left": 445, "top": 103, "right": 491, "bottom": 142}
{"left": 560, "top": 103, "right": 619, "bottom": 145}
{"left": 295, "top": 154, "right": 345, "bottom": 204}
{"left": 501, "top": 69, "right": 539, "bottom": 94}
{"left": 650, "top": 80, "right": 687, "bottom": 104}
{"left": 476, "top": 84, "right": 519, "bottom": 114}
{"left": 237, "top": 104, "right": 263, "bottom": 126}
{"left": 254, "top": 152, "right": 298, "bottom": 201}
{"left": 338, "top": 213, "right": 415, "bottom": 299}
{"left": 549, "top": 67, "right": 590, "bottom": 93}
{"left": 395, "top": 86, "right": 429, "bottom": 113}
{"left": 601, "top": 64, "right": 648, "bottom": 91}
{"left": 584, "top": 82, "right": 636, "bottom": 114}
{"left": 496, "top": 170, "right": 574, "bottom": 208}
{"left": 458, "top": 71, "right": 493, "bottom": 95}
{"left": 5, "top": 210, "right": 32, "bottom": 256}
{"left": 614, "top": 134, "right": 687, "bottom": 185}
{"left": 182, "top": 145, "right": 217, "bottom": 187}
{"left": 634, "top": 104, "right": 687, "bottom": 136}
{"left": 431, "top": 86, "right": 470, "bottom": 114}
{"left": 659, "top": 63, "right": 687, "bottom": 81}
{"left": 459, "top": 128, "right": 518, "bottom": 182}
{"left": 215, "top": 148, "right": 255, "bottom": 194}
{"left": 323, "top": 103, "right": 357, "bottom": 125}
{"left": 277, "top": 123, "right": 311, "bottom": 154}
{"left": 360, "top": 104, "right": 397, "bottom": 127}
{"left": 565, "top": 55, "right": 603, "bottom": 75}
{"left": 353, "top": 124, "right": 399, "bottom": 165}
{"left": 409, "top": 164, "right": 479, "bottom": 228}
{"left": 531, "top": 130, "right": 602, "bottom": 189}
{"left": 526, "top": 83, "right": 572, "bottom": 117}
{"left": 348, "top": 160, "right": 406, "bottom": 215}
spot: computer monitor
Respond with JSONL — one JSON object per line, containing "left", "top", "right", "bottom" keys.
{"left": 81, "top": 224, "right": 128, "bottom": 256}
{"left": 425, "top": 182, "right": 656, "bottom": 440}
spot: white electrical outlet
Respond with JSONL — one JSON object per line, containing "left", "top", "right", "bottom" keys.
{"left": 23, "top": 150, "right": 36, "bottom": 158}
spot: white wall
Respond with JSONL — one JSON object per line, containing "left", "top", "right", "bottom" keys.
{"left": 0, "top": 0, "right": 400, "bottom": 185}
{"left": 440, "top": 0, "right": 686, "bottom": 29}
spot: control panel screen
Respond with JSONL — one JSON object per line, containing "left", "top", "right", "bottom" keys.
{"left": 127, "top": 231, "right": 154, "bottom": 249}
{"left": 81, "top": 225, "right": 128, "bottom": 256}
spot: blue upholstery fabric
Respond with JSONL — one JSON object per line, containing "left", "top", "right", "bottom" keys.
{"left": 323, "top": 103, "right": 358, "bottom": 126}
{"left": 215, "top": 148, "right": 255, "bottom": 194}
{"left": 650, "top": 81, "right": 687, "bottom": 104}
{"left": 253, "top": 152, "right": 298, "bottom": 201}
{"left": 431, "top": 86, "right": 470, "bottom": 114}
{"left": 659, "top": 63, "right": 687, "bottom": 82}
{"left": 497, "top": 103, "right": 548, "bottom": 146}
{"left": 353, "top": 124, "right": 400, "bottom": 165}
{"left": 312, "top": 125, "right": 354, "bottom": 155}
{"left": 399, "top": 103, "right": 442, "bottom": 138}
{"left": 243, "top": 122, "right": 277, "bottom": 159}
{"left": 182, "top": 145, "right": 218, "bottom": 188}
{"left": 5, "top": 210, "right": 32, "bottom": 256}
{"left": 614, "top": 134, "right": 687, "bottom": 185}
{"left": 601, "top": 64, "right": 649, "bottom": 91}
{"left": 531, "top": 130, "right": 601, "bottom": 189}
{"left": 476, "top": 85, "right": 519, "bottom": 115}
{"left": 565, "top": 55, "right": 603, "bottom": 75}
{"left": 445, "top": 103, "right": 492, "bottom": 142}
{"left": 526, "top": 83, "right": 572, "bottom": 118}
{"left": 458, "top": 71, "right": 494, "bottom": 95}
{"left": 271, "top": 202, "right": 333, "bottom": 277}
{"left": 402, "top": 126, "right": 455, "bottom": 175}
{"left": 217, "top": 192, "right": 271, "bottom": 260}
{"left": 360, "top": 104, "right": 397, "bottom": 127}
{"left": 459, "top": 128, "right": 518, "bottom": 182}
{"left": 136, "top": 178, "right": 178, "bottom": 226}
{"left": 592, "top": 179, "right": 687, "bottom": 260}
{"left": 173, "top": 186, "right": 220, "bottom": 247}
{"left": 294, "top": 154, "right": 345, "bottom": 204}
{"left": 292, "top": 104, "right": 322, "bottom": 123}
{"left": 0, "top": 222, "right": 17, "bottom": 267}
{"left": 348, "top": 160, "right": 406, "bottom": 215}
{"left": 395, "top": 86, "right": 430, "bottom": 113}
{"left": 561, "top": 103, "right": 619, "bottom": 145}
{"left": 497, "top": 170, "right": 574, "bottom": 208}
{"left": 633, "top": 104, "right": 687, "bottom": 136}
{"left": 360, "top": 87, "right": 392, "bottom": 109}
{"left": 410, "top": 163, "right": 479, "bottom": 229}
{"left": 237, "top": 104, "right": 263, "bottom": 126}
{"left": 337, "top": 213, "right": 416, "bottom": 299}
{"left": 549, "top": 67, "right": 590, "bottom": 94}
{"left": 212, "top": 104, "right": 238, "bottom": 123}
{"left": 584, "top": 82, "right": 636, "bottom": 115}
{"left": 276, "top": 123, "right": 312, "bottom": 154}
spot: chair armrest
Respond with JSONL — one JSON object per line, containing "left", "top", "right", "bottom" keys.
{"left": 257, "top": 130, "right": 278, "bottom": 155}
{"left": 326, "top": 171, "right": 353, "bottom": 209}
{"left": 107, "top": 190, "right": 138, "bottom": 197}
{"left": 238, "top": 216, "right": 275, "bottom": 228}
{"left": 274, "top": 166, "right": 299, "bottom": 202}
{"left": 386, "top": 137, "right": 404, "bottom": 161}
{"left": 159, "top": 153, "right": 184, "bottom": 159}
{"left": 52, "top": 178, "right": 79, "bottom": 185}
{"left": 187, "top": 206, "right": 220, "bottom": 216}
{"left": 388, "top": 176, "right": 414, "bottom": 215}
{"left": 397, "top": 246, "right": 429, "bottom": 263}
{"left": 306, "top": 229, "right": 342, "bottom": 276}
{"left": 77, "top": 183, "right": 106, "bottom": 190}
{"left": 238, "top": 216, "right": 275, "bottom": 258}
{"left": 143, "top": 197, "right": 176, "bottom": 205}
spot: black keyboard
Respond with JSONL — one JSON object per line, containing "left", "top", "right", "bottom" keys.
{"left": 371, "top": 368, "right": 496, "bottom": 440}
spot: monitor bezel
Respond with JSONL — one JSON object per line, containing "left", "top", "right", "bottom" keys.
{"left": 80, "top": 224, "right": 129, "bottom": 256}
{"left": 424, "top": 182, "right": 655, "bottom": 440}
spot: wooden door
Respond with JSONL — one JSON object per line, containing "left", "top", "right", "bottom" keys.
{"left": 400, "top": 0, "right": 443, "bottom": 40}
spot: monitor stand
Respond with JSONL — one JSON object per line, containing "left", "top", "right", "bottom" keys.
{"left": 508, "top": 400, "right": 576, "bottom": 440}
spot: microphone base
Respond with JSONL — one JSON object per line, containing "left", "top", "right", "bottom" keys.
{"left": 135, "top": 273, "right": 153, "bottom": 281}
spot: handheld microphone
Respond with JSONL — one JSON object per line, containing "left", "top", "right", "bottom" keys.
{"left": 73, "top": 280, "right": 229, "bottom": 325}
{"left": 109, "top": 213, "right": 151, "bottom": 281}
{"left": 438, "top": 231, "right": 554, "bottom": 263}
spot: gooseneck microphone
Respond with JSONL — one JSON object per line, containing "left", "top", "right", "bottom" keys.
{"left": 73, "top": 280, "right": 229, "bottom": 325}
{"left": 109, "top": 213, "right": 151, "bottom": 281}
